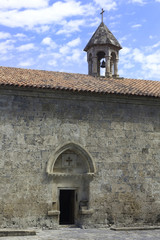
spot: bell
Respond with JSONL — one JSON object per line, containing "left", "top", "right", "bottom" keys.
{"left": 100, "top": 60, "right": 105, "bottom": 68}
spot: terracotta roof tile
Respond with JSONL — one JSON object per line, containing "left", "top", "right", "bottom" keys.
{"left": 0, "top": 66, "right": 160, "bottom": 98}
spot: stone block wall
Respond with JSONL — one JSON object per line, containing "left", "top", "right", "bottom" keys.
{"left": 0, "top": 87, "right": 159, "bottom": 228}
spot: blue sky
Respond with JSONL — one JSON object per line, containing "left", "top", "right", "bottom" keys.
{"left": 0, "top": 0, "right": 160, "bottom": 81}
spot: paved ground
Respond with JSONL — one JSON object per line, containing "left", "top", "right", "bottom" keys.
{"left": 0, "top": 228, "right": 160, "bottom": 240}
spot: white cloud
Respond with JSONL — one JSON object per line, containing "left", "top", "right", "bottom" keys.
{"left": 123, "top": 63, "right": 135, "bottom": 69}
{"left": 66, "top": 49, "right": 82, "bottom": 63}
{"left": 0, "top": 54, "right": 13, "bottom": 61}
{"left": 109, "top": 21, "right": 119, "bottom": 28}
{"left": 142, "top": 51, "right": 160, "bottom": 79}
{"left": 59, "top": 45, "right": 70, "bottom": 55}
{"left": 120, "top": 43, "right": 160, "bottom": 80}
{"left": 48, "top": 59, "right": 58, "bottom": 67}
{"left": 119, "top": 34, "right": 133, "bottom": 44}
{"left": 38, "top": 52, "right": 61, "bottom": 67}
{"left": 143, "top": 41, "right": 160, "bottom": 53}
{"left": 120, "top": 47, "right": 131, "bottom": 55}
{"left": 132, "top": 48, "right": 144, "bottom": 63}
{"left": 41, "top": 37, "right": 57, "bottom": 49}
{"left": 39, "top": 38, "right": 84, "bottom": 71}
{"left": 151, "top": 41, "right": 160, "bottom": 49}
{"left": 59, "top": 38, "right": 81, "bottom": 55}
{"left": 17, "top": 43, "right": 35, "bottom": 52}
{"left": 129, "top": 0, "right": 146, "bottom": 4}
{"left": 0, "top": 40, "right": 15, "bottom": 54}
{"left": 149, "top": 35, "right": 156, "bottom": 40}
{"left": 89, "top": 17, "right": 101, "bottom": 27}
{"left": 41, "top": 37, "right": 51, "bottom": 45}
{"left": 67, "top": 38, "right": 81, "bottom": 47}
{"left": 94, "top": 0, "right": 117, "bottom": 11}
{"left": 0, "top": 0, "right": 49, "bottom": 9}
{"left": 109, "top": 14, "right": 122, "bottom": 20}
{"left": 0, "top": 1, "right": 95, "bottom": 29}
{"left": 145, "top": 50, "right": 160, "bottom": 64}
{"left": 14, "top": 33, "right": 27, "bottom": 39}
{"left": 34, "top": 25, "right": 50, "bottom": 33}
{"left": 19, "top": 59, "right": 34, "bottom": 67}
{"left": 0, "top": 31, "right": 11, "bottom": 39}
{"left": 56, "top": 19, "right": 85, "bottom": 35}
{"left": 132, "top": 24, "right": 142, "bottom": 28}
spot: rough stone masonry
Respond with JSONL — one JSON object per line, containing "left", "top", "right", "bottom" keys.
{"left": 0, "top": 86, "right": 160, "bottom": 229}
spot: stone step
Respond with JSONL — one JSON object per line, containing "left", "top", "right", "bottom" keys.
{"left": 110, "top": 226, "right": 160, "bottom": 231}
{"left": 0, "top": 229, "right": 36, "bottom": 237}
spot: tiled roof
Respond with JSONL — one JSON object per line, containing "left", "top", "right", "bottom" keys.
{"left": 0, "top": 66, "right": 160, "bottom": 98}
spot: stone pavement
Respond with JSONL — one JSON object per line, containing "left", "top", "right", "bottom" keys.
{"left": 0, "top": 228, "right": 160, "bottom": 240}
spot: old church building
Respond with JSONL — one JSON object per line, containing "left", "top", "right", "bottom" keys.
{"left": 0, "top": 16, "right": 160, "bottom": 229}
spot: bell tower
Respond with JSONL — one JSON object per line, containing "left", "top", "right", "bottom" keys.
{"left": 84, "top": 9, "right": 122, "bottom": 78}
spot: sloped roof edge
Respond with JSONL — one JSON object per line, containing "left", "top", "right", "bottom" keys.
{"left": 84, "top": 22, "right": 122, "bottom": 52}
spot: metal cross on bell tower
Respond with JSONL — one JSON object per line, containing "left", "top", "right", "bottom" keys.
{"left": 100, "top": 8, "right": 105, "bottom": 23}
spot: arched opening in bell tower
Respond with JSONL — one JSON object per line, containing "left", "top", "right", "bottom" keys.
{"left": 110, "top": 52, "right": 119, "bottom": 77}
{"left": 97, "top": 51, "right": 105, "bottom": 77}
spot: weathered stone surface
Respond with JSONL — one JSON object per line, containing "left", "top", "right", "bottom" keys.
{"left": 0, "top": 88, "right": 160, "bottom": 229}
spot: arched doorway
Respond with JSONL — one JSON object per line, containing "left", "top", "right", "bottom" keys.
{"left": 46, "top": 143, "right": 95, "bottom": 226}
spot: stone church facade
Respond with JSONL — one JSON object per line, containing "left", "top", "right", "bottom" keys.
{"left": 0, "top": 19, "right": 160, "bottom": 229}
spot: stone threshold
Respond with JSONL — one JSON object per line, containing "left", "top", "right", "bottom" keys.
{"left": 59, "top": 225, "right": 78, "bottom": 228}
{"left": 0, "top": 229, "right": 36, "bottom": 237}
{"left": 110, "top": 226, "right": 160, "bottom": 231}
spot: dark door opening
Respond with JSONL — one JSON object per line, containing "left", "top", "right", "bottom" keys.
{"left": 59, "top": 190, "right": 75, "bottom": 225}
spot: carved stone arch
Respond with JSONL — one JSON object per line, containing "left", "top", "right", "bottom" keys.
{"left": 46, "top": 142, "right": 96, "bottom": 175}
{"left": 97, "top": 51, "right": 105, "bottom": 60}
{"left": 47, "top": 143, "right": 95, "bottom": 224}
{"left": 111, "top": 51, "right": 116, "bottom": 60}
